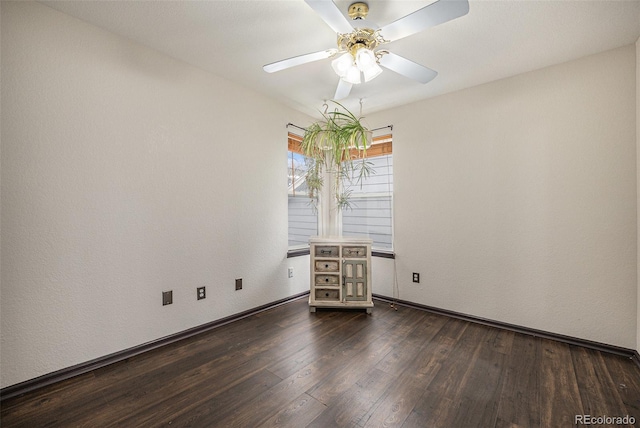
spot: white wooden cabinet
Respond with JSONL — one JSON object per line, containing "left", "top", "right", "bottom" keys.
{"left": 309, "top": 236, "right": 373, "bottom": 313}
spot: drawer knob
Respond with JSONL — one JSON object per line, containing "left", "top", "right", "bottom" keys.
{"left": 325, "top": 264, "right": 329, "bottom": 268}
{"left": 325, "top": 278, "right": 329, "bottom": 282}
{"left": 325, "top": 292, "right": 330, "bottom": 297}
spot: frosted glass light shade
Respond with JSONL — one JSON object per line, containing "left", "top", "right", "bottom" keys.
{"left": 355, "top": 48, "right": 376, "bottom": 70}
{"left": 363, "top": 63, "right": 383, "bottom": 82}
{"left": 332, "top": 48, "right": 382, "bottom": 84}
{"left": 343, "top": 65, "right": 361, "bottom": 84}
{"left": 331, "top": 53, "right": 353, "bottom": 77}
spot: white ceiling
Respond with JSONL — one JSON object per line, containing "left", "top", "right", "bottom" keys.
{"left": 41, "top": 0, "right": 640, "bottom": 118}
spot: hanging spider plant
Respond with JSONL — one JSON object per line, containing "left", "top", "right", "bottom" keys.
{"left": 301, "top": 101, "right": 375, "bottom": 212}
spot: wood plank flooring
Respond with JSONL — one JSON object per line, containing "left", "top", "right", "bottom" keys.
{"left": 2, "top": 297, "right": 639, "bottom": 427}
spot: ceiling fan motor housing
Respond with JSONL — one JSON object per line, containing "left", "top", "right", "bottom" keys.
{"left": 348, "top": 2, "right": 369, "bottom": 20}
{"left": 339, "top": 3, "right": 388, "bottom": 59}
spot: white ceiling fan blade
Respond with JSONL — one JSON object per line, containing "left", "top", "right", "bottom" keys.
{"left": 305, "top": 0, "right": 354, "bottom": 34}
{"left": 380, "top": 0, "right": 469, "bottom": 42}
{"left": 334, "top": 79, "right": 352, "bottom": 100}
{"left": 263, "top": 49, "right": 337, "bottom": 73}
{"left": 379, "top": 52, "right": 438, "bottom": 84}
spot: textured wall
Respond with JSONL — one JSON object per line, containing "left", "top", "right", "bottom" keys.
{"left": 367, "top": 45, "right": 637, "bottom": 348}
{"left": 637, "top": 37, "right": 640, "bottom": 352}
{"left": 0, "top": 1, "right": 310, "bottom": 388}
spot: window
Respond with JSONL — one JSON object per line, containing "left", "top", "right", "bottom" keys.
{"left": 288, "top": 134, "right": 318, "bottom": 248}
{"left": 342, "top": 142, "right": 393, "bottom": 249}
{"left": 287, "top": 132, "right": 393, "bottom": 251}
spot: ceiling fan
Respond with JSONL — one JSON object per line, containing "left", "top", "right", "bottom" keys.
{"left": 263, "top": 0, "right": 469, "bottom": 100}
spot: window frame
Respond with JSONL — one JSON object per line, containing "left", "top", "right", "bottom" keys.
{"left": 287, "top": 132, "right": 394, "bottom": 257}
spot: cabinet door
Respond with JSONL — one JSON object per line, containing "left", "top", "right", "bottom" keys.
{"left": 342, "top": 260, "right": 367, "bottom": 301}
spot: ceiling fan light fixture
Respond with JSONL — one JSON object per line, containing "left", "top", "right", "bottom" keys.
{"left": 331, "top": 53, "right": 353, "bottom": 77}
{"left": 363, "top": 62, "right": 383, "bottom": 82}
{"left": 343, "top": 64, "right": 362, "bottom": 84}
{"left": 355, "top": 47, "right": 376, "bottom": 71}
{"left": 352, "top": 47, "right": 382, "bottom": 82}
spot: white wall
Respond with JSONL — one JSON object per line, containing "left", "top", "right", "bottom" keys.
{"left": 372, "top": 257, "right": 396, "bottom": 298}
{"left": 367, "top": 45, "right": 637, "bottom": 349}
{"left": 637, "top": 37, "right": 640, "bottom": 353}
{"left": 0, "top": 1, "right": 310, "bottom": 388}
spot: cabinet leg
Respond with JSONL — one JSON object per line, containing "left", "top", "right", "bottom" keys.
{"left": 366, "top": 308, "right": 372, "bottom": 315}
{"left": 310, "top": 306, "right": 316, "bottom": 313}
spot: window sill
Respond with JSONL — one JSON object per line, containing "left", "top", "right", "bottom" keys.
{"left": 287, "top": 247, "right": 310, "bottom": 258}
{"left": 372, "top": 250, "right": 395, "bottom": 259}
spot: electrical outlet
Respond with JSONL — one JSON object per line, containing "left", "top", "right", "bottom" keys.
{"left": 288, "top": 267, "right": 294, "bottom": 278}
{"left": 197, "top": 286, "right": 206, "bottom": 300}
{"left": 412, "top": 273, "right": 420, "bottom": 283}
{"left": 235, "top": 278, "right": 242, "bottom": 290}
{"left": 162, "top": 290, "right": 173, "bottom": 306}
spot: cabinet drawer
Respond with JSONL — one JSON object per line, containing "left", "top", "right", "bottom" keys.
{"left": 342, "top": 246, "right": 367, "bottom": 258}
{"left": 315, "top": 274, "right": 339, "bottom": 286}
{"left": 315, "top": 288, "right": 339, "bottom": 301}
{"left": 315, "top": 246, "right": 339, "bottom": 257}
{"left": 315, "top": 260, "right": 339, "bottom": 272}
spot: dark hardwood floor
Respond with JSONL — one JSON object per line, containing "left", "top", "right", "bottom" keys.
{"left": 2, "top": 297, "right": 639, "bottom": 427}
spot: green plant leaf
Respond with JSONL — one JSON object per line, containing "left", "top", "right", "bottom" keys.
{"left": 301, "top": 100, "right": 371, "bottom": 212}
